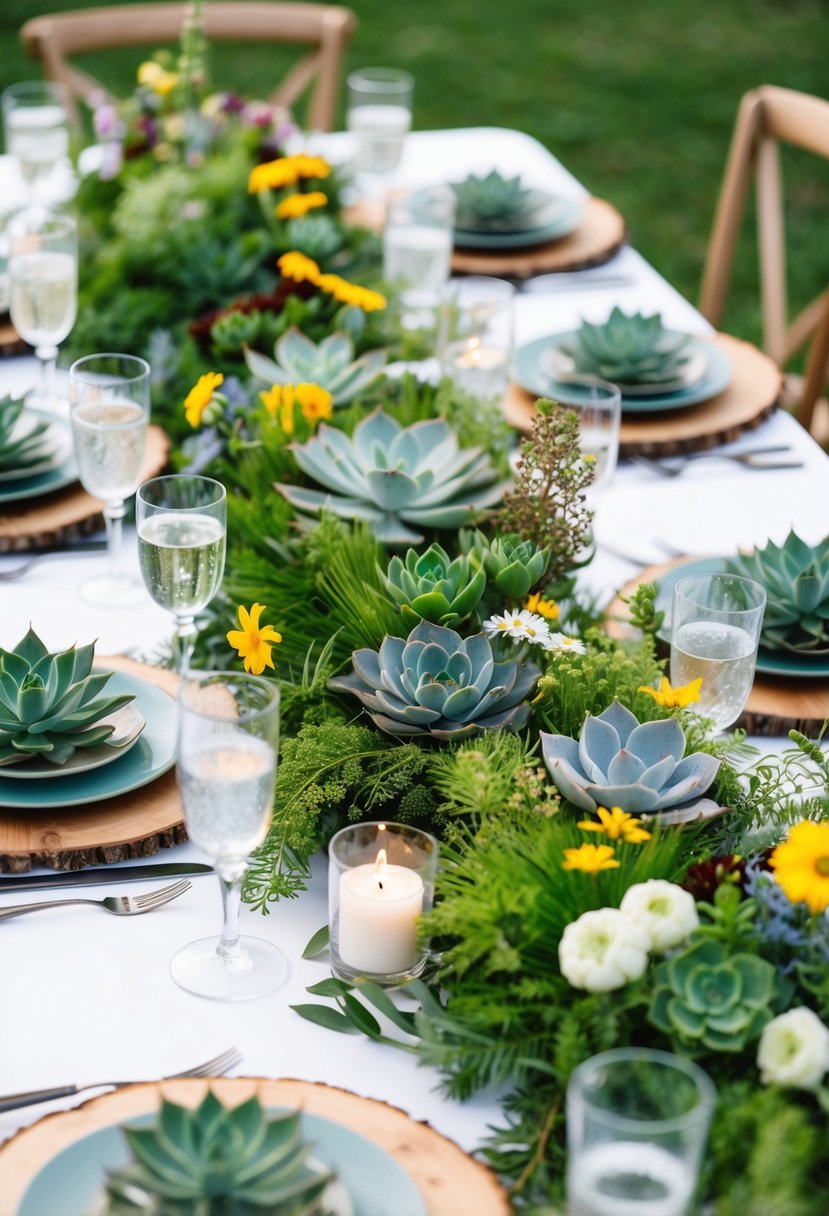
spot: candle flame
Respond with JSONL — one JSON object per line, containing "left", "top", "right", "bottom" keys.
{"left": 468, "top": 336, "right": 481, "bottom": 366}
{"left": 374, "top": 848, "right": 388, "bottom": 873}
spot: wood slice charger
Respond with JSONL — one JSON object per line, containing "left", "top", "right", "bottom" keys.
{"left": 504, "top": 334, "right": 783, "bottom": 457}
{"left": 0, "top": 1077, "right": 510, "bottom": 1216}
{"left": 0, "top": 657, "right": 185, "bottom": 873}
{"left": 607, "top": 559, "right": 829, "bottom": 736}
{"left": 0, "top": 314, "right": 28, "bottom": 358}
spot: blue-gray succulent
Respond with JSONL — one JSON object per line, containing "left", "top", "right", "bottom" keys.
{"left": 244, "top": 327, "right": 386, "bottom": 406}
{"left": 329, "top": 620, "right": 539, "bottom": 740}
{"left": 540, "top": 700, "right": 720, "bottom": 816}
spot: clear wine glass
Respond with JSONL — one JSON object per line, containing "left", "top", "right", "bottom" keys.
{"left": 670, "top": 572, "right": 766, "bottom": 731}
{"left": 171, "top": 671, "right": 287, "bottom": 1002}
{"left": 69, "top": 353, "right": 150, "bottom": 607}
{"left": 8, "top": 209, "right": 77, "bottom": 412}
{"left": 554, "top": 375, "right": 621, "bottom": 492}
{"left": 346, "top": 67, "right": 413, "bottom": 200}
{"left": 136, "top": 474, "right": 227, "bottom": 676}
{"left": 2, "top": 81, "right": 71, "bottom": 205}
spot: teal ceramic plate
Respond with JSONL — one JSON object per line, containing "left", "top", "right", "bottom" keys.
{"left": 654, "top": 556, "right": 829, "bottom": 679}
{"left": 0, "top": 703, "right": 146, "bottom": 779}
{"left": 16, "top": 1108, "right": 427, "bottom": 1216}
{"left": 513, "top": 334, "right": 732, "bottom": 414}
{"left": 455, "top": 196, "right": 582, "bottom": 249}
{"left": 0, "top": 671, "right": 176, "bottom": 809}
{"left": 0, "top": 410, "right": 77, "bottom": 503}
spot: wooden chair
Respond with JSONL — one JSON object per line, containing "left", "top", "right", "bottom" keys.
{"left": 699, "top": 85, "right": 829, "bottom": 438}
{"left": 20, "top": 2, "right": 356, "bottom": 131}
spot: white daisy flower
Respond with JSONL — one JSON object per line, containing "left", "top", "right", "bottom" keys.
{"left": 483, "top": 608, "right": 551, "bottom": 645}
{"left": 542, "top": 632, "right": 587, "bottom": 655}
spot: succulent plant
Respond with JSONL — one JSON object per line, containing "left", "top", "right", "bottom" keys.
{"left": 244, "top": 327, "right": 386, "bottom": 406}
{"left": 278, "top": 410, "right": 506, "bottom": 545}
{"left": 0, "top": 394, "right": 52, "bottom": 473}
{"left": 283, "top": 214, "right": 344, "bottom": 261}
{"left": 0, "top": 628, "right": 135, "bottom": 766}
{"left": 452, "top": 170, "right": 537, "bottom": 228}
{"left": 558, "top": 307, "right": 695, "bottom": 385}
{"left": 727, "top": 530, "right": 829, "bottom": 655}
{"left": 540, "top": 700, "right": 720, "bottom": 817}
{"left": 649, "top": 938, "right": 776, "bottom": 1052}
{"left": 329, "top": 619, "right": 539, "bottom": 740}
{"left": 382, "top": 542, "right": 486, "bottom": 627}
{"left": 464, "top": 529, "right": 551, "bottom": 599}
{"left": 102, "top": 1092, "right": 333, "bottom": 1214}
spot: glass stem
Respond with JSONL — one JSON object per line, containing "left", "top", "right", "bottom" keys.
{"left": 216, "top": 867, "right": 245, "bottom": 962}
{"left": 35, "top": 344, "right": 58, "bottom": 405}
{"left": 172, "top": 616, "right": 198, "bottom": 676}
{"left": 103, "top": 500, "right": 125, "bottom": 583}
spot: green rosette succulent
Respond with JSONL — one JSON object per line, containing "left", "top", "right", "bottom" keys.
{"left": 244, "top": 327, "right": 386, "bottom": 406}
{"left": 649, "top": 938, "right": 776, "bottom": 1052}
{"left": 727, "top": 530, "right": 829, "bottom": 656}
{"left": 464, "top": 529, "right": 551, "bottom": 600}
{"left": 0, "top": 628, "right": 134, "bottom": 766}
{"left": 452, "top": 169, "right": 538, "bottom": 228}
{"left": 283, "top": 214, "right": 344, "bottom": 261}
{"left": 382, "top": 543, "right": 486, "bottom": 627}
{"left": 0, "top": 394, "right": 52, "bottom": 473}
{"left": 558, "top": 307, "right": 694, "bottom": 385}
{"left": 102, "top": 1092, "right": 333, "bottom": 1214}
{"left": 329, "top": 619, "right": 539, "bottom": 740}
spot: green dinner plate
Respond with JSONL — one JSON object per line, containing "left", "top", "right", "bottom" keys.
{"left": 0, "top": 671, "right": 177, "bottom": 809}
{"left": 0, "top": 410, "right": 77, "bottom": 503}
{"left": 17, "top": 1109, "right": 427, "bottom": 1216}
{"left": 513, "top": 334, "right": 732, "bottom": 414}
{"left": 654, "top": 556, "right": 829, "bottom": 679}
{"left": 454, "top": 196, "right": 582, "bottom": 249}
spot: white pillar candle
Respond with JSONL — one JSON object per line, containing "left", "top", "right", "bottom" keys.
{"left": 337, "top": 848, "right": 424, "bottom": 975}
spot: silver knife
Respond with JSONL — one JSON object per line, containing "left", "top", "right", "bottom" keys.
{"left": 0, "top": 862, "right": 213, "bottom": 894}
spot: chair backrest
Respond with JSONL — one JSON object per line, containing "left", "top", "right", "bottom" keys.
{"left": 20, "top": 2, "right": 356, "bottom": 131}
{"left": 699, "top": 85, "right": 829, "bottom": 431}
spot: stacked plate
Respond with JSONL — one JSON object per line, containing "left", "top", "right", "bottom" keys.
{"left": 453, "top": 188, "right": 583, "bottom": 250}
{"left": 0, "top": 407, "right": 78, "bottom": 505}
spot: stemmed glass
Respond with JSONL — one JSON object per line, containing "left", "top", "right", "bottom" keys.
{"left": 670, "top": 572, "right": 766, "bottom": 731}
{"left": 2, "top": 81, "right": 71, "bottom": 205}
{"left": 69, "top": 353, "right": 150, "bottom": 607}
{"left": 346, "top": 67, "right": 413, "bottom": 199}
{"left": 136, "top": 474, "right": 227, "bottom": 675}
{"left": 171, "top": 672, "right": 287, "bottom": 1002}
{"left": 555, "top": 376, "right": 621, "bottom": 492}
{"left": 8, "top": 209, "right": 77, "bottom": 411}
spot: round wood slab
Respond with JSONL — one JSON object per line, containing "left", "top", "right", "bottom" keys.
{"left": 0, "top": 1077, "right": 510, "bottom": 1216}
{"left": 607, "top": 559, "right": 829, "bottom": 737}
{"left": 0, "top": 424, "right": 169, "bottom": 552}
{"left": 0, "top": 657, "right": 185, "bottom": 873}
{"left": 0, "top": 315, "right": 27, "bottom": 357}
{"left": 504, "top": 334, "right": 783, "bottom": 456}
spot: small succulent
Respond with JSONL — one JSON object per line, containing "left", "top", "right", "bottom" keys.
{"left": 558, "top": 307, "right": 695, "bottom": 385}
{"left": 0, "top": 394, "right": 52, "bottom": 473}
{"left": 0, "top": 628, "right": 135, "bottom": 766}
{"left": 382, "top": 542, "right": 486, "bottom": 627}
{"left": 329, "top": 619, "right": 539, "bottom": 740}
{"left": 102, "top": 1092, "right": 333, "bottom": 1214}
{"left": 452, "top": 170, "right": 537, "bottom": 228}
{"left": 727, "top": 530, "right": 829, "bottom": 655}
{"left": 464, "top": 529, "right": 551, "bottom": 599}
{"left": 540, "top": 700, "right": 720, "bottom": 817}
{"left": 278, "top": 410, "right": 505, "bottom": 545}
{"left": 283, "top": 214, "right": 344, "bottom": 261}
{"left": 244, "top": 327, "right": 386, "bottom": 406}
{"left": 649, "top": 938, "right": 776, "bottom": 1052}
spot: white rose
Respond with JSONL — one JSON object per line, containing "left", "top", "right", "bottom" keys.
{"left": 620, "top": 879, "right": 700, "bottom": 953}
{"left": 757, "top": 1007, "right": 829, "bottom": 1090}
{"left": 558, "top": 907, "right": 650, "bottom": 993}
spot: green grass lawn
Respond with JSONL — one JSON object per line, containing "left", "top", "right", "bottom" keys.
{"left": 1, "top": 0, "right": 828, "bottom": 350}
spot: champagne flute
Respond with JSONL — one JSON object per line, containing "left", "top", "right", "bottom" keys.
{"left": 8, "top": 209, "right": 77, "bottom": 412}
{"left": 670, "top": 572, "right": 766, "bottom": 731}
{"left": 171, "top": 672, "right": 287, "bottom": 1002}
{"left": 137, "top": 474, "right": 227, "bottom": 675}
{"left": 69, "top": 353, "right": 150, "bottom": 607}
{"left": 2, "top": 81, "right": 71, "bottom": 205}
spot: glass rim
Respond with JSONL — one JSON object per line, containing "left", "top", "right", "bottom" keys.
{"left": 2, "top": 80, "right": 69, "bottom": 105}
{"left": 69, "top": 353, "right": 151, "bottom": 382}
{"left": 675, "top": 571, "right": 767, "bottom": 613}
{"left": 346, "top": 66, "right": 414, "bottom": 92}
{"left": 568, "top": 1047, "right": 716, "bottom": 1134}
{"left": 328, "top": 819, "right": 439, "bottom": 857}
{"left": 553, "top": 374, "right": 622, "bottom": 405}
{"left": 442, "top": 274, "right": 517, "bottom": 299}
{"left": 8, "top": 208, "right": 77, "bottom": 239}
{"left": 137, "top": 473, "right": 226, "bottom": 510}
{"left": 178, "top": 670, "right": 280, "bottom": 723}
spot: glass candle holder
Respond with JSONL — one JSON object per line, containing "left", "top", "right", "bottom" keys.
{"left": 328, "top": 821, "right": 438, "bottom": 986}
{"left": 438, "top": 276, "right": 515, "bottom": 402}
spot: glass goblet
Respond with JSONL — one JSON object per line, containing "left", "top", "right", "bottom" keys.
{"left": 346, "top": 66, "right": 413, "bottom": 199}
{"left": 136, "top": 475, "right": 227, "bottom": 676}
{"left": 69, "top": 353, "right": 150, "bottom": 607}
{"left": 670, "top": 572, "right": 766, "bottom": 732}
{"left": 171, "top": 672, "right": 287, "bottom": 1002}
{"left": 2, "top": 81, "right": 70, "bottom": 205}
{"left": 8, "top": 209, "right": 77, "bottom": 412}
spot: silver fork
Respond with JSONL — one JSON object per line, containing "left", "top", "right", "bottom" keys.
{"left": 630, "top": 447, "right": 801, "bottom": 478}
{"left": 0, "top": 1046, "right": 243, "bottom": 1114}
{"left": 0, "top": 878, "right": 192, "bottom": 921}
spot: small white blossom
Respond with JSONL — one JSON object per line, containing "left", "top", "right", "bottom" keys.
{"left": 758, "top": 1007, "right": 829, "bottom": 1090}
{"left": 542, "top": 632, "right": 587, "bottom": 655}
{"left": 620, "top": 880, "right": 700, "bottom": 953}
{"left": 558, "top": 907, "right": 650, "bottom": 993}
{"left": 483, "top": 609, "right": 550, "bottom": 645}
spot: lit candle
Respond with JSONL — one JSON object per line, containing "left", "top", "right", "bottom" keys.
{"left": 443, "top": 336, "right": 509, "bottom": 399}
{"left": 337, "top": 847, "right": 424, "bottom": 976}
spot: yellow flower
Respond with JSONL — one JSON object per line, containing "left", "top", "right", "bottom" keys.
{"left": 259, "top": 383, "right": 332, "bottom": 433}
{"left": 227, "top": 603, "right": 282, "bottom": 676}
{"left": 275, "top": 190, "right": 328, "bottom": 220}
{"left": 638, "top": 676, "right": 703, "bottom": 709}
{"left": 562, "top": 844, "right": 620, "bottom": 874}
{"left": 277, "top": 251, "right": 321, "bottom": 285}
{"left": 297, "top": 383, "right": 333, "bottom": 425}
{"left": 316, "top": 273, "right": 387, "bottom": 312}
{"left": 137, "top": 61, "right": 179, "bottom": 96}
{"left": 577, "top": 806, "right": 652, "bottom": 845}
{"left": 524, "top": 592, "right": 559, "bottom": 620}
{"left": 292, "top": 154, "right": 331, "bottom": 180}
{"left": 248, "top": 157, "right": 301, "bottom": 193}
{"left": 184, "top": 371, "right": 224, "bottom": 428}
{"left": 769, "top": 820, "right": 829, "bottom": 915}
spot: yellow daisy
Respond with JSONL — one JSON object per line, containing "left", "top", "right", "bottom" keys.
{"left": 184, "top": 371, "right": 224, "bottom": 428}
{"left": 562, "top": 844, "right": 620, "bottom": 874}
{"left": 248, "top": 157, "right": 300, "bottom": 193}
{"left": 638, "top": 676, "right": 703, "bottom": 709}
{"left": 577, "top": 805, "right": 652, "bottom": 845}
{"left": 524, "top": 592, "right": 559, "bottom": 620}
{"left": 275, "top": 190, "right": 328, "bottom": 220}
{"left": 292, "top": 153, "right": 331, "bottom": 180}
{"left": 297, "top": 383, "right": 333, "bottom": 425}
{"left": 316, "top": 273, "right": 387, "bottom": 312}
{"left": 277, "top": 250, "right": 321, "bottom": 285}
{"left": 769, "top": 820, "right": 829, "bottom": 914}
{"left": 137, "top": 61, "right": 179, "bottom": 96}
{"left": 227, "top": 603, "right": 282, "bottom": 676}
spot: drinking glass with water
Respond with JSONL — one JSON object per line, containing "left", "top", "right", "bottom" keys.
{"left": 346, "top": 67, "right": 413, "bottom": 197}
